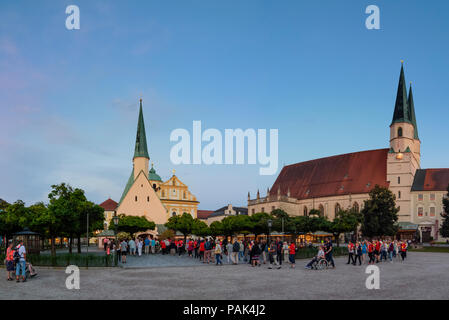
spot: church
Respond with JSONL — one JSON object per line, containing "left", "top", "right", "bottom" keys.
{"left": 248, "top": 64, "right": 449, "bottom": 242}
{"left": 100, "top": 99, "right": 199, "bottom": 227}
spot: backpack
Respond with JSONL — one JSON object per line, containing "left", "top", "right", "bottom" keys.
{"left": 13, "top": 245, "right": 21, "bottom": 263}
{"left": 233, "top": 242, "right": 240, "bottom": 252}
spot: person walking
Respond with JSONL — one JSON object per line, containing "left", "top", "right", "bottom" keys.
{"left": 204, "top": 238, "right": 212, "bottom": 263}
{"left": 388, "top": 241, "right": 394, "bottom": 262}
{"left": 288, "top": 241, "right": 296, "bottom": 268}
{"left": 239, "top": 240, "right": 244, "bottom": 262}
{"left": 250, "top": 241, "right": 261, "bottom": 267}
{"left": 368, "top": 241, "right": 375, "bottom": 264}
{"left": 361, "top": 241, "right": 368, "bottom": 264}
{"left": 353, "top": 242, "right": 362, "bottom": 266}
{"left": 347, "top": 241, "right": 355, "bottom": 265}
{"left": 226, "top": 241, "right": 233, "bottom": 264}
{"left": 5, "top": 241, "right": 15, "bottom": 281}
{"left": 268, "top": 241, "right": 281, "bottom": 269}
{"left": 276, "top": 237, "right": 283, "bottom": 267}
{"left": 400, "top": 241, "right": 407, "bottom": 262}
{"left": 199, "top": 239, "right": 205, "bottom": 261}
{"left": 324, "top": 238, "right": 335, "bottom": 268}
{"left": 14, "top": 240, "right": 27, "bottom": 282}
{"left": 215, "top": 241, "right": 223, "bottom": 265}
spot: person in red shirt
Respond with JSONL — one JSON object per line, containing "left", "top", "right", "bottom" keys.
{"left": 288, "top": 242, "right": 296, "bottom": 268}
{"left": 375, "top": 241, "right": 381, "bottom": 263}
{"left": 5, "top": 241, "right": 15, "bottom": 281}
{"left": 199, "top": 239, "right": 205, "bottom": 262}
{"left": 368, "top": 241, "right": 375, "bottom": 264}
{"left": 160, "top": 239, "right": 166, "bottom": 255}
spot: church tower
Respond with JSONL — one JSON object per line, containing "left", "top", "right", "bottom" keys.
{"left": 387, "top": 62, "right": 421, "bottom": 222}
{"left": 133, "top": 98, "right": 150, "bottom": 180}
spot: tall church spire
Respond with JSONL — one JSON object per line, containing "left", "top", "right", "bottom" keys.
{"left": 133, "top": 99, "right": 149, "bottom": 159}
{"left": 391, "top": 61, "right": 411, "bottom": 125}
{"left": 408, "top": 83, "right": 419, "bottom": 140}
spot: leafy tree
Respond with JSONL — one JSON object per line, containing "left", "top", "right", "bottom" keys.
{"left": 165, "top": 213, "right": 194, "bottom": 242}
{"left": 111, "top": 214, "right": 155, "bottom": 236}
{"left": 327, "top": 209, "right": 362, "bottom": 246}
{"left": 361, "top": 185, "right": 399, "bottom": 239}
{"left": 116, "top": 231, "right": 131, "bottom": 240}
{"left": 159, "top": 229, "right": 175, "bottom": 241}
{"left": 248, "top": 212, "right": 272, "bottom": 238}
{"left": 308, "top": 209, "right": 322, "bottom": 217}
{"left": 191, "top": 219, "right": 210, "bottom": 237}
{"left": 209, "top": 221, "right": 224, "bottom": 237}
{"left": 0, "top": 200, "right": 28, "bottom": 240}
{"left": 74, "top": 201, "right": 104, "bottom": 253}
{"left": 0, "top": 198, "right": 9, "bottom": 211}
{"left": 440, "top": 184, "right": 449, "bottom": 238}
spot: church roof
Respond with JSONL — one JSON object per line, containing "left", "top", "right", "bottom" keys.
{"left": 270, "top": 149, "right": 389, "bottom": 200}
{"left": 118, "top": 169, "right": 135, "bottom": 206}
{"left": 99, "top": 198, "right": 118, "bottom": 211}
{"left": 197, "top": 210, "right": 214, "bottom": 219}
{"left": 133, "top": 99, "right": 149, "bottom": 159}
{"left": 411, "top": 169, "right": 449, "bottom": 192}
{"left": 148, "top": 164, "right": 162, "bottom": 182}
{"left": 391, "top": 63, "right": 419, "bottom": 139}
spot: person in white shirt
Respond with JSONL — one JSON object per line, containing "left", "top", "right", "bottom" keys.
{"left": 305, "top": 246, "right": 325, "bottom": 269}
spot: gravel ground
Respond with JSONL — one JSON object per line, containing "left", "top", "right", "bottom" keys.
{"left": 0, "top": 252, "right": 448, "bottom": 300}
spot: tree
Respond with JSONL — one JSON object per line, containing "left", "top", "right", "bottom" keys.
{"left": 327, "top": 209, "right": 362, "bottom": 245}
{"left": 191, "top": 219, "right": 210, "bottom": 237}
{"left": 74, "top": 201, "right": 104, "bottom": 253}
{"left": 0, "top": 200, "right": 28, "bottom": 240}
{"left": 112, "top": 214, "right": 155, "bottom": 236}
{"left": 440, "top": 184, "right": 449, "bottom": 238}
{"left": 209, "top": 221, "right": 224, "bottom": 237}
{"left": 361, "top": 185, "right": 399, "bottom": 239}
{"left": 248, "top": 212, "right": 272, "bottom": 239}
{"left": 165, "top": 213, "right": 194, "bottom": 242}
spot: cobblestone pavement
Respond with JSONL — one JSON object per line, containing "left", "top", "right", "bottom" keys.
{"left": 1, "top": 252, "right": 448, "bottom": 300}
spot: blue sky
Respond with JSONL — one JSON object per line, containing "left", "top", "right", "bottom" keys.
{"left": 1, "top": 0, "right": 448, "bottom": 210}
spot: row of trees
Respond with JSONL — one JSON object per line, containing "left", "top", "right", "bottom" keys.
{"left": 0, "top": 183, "right": 105, "bottom": 256}
{"left": 164, "top": 186, "right": 402, "bottom": 243}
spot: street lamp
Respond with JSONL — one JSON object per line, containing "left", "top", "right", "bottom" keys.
{"left": 112, "top": 214, "right": 119, "bottom": 266}
{"left": 267, "top": 219, "right": 273, "bottom": 244}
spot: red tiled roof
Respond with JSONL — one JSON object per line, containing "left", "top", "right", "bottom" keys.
{"left": 271, "top": 149, "right": 389, "bottom": 200}
{"left": 412, "top": 169, "right": 449, "bottom": 191}
{"left": 99, "top": 198, "right": 118, "bottom": 211}
{"left": 197, "top": 210, "right": 214, "bottom": 219}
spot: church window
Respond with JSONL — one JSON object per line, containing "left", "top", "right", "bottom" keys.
{"left": 135, "top": 196, "right": 138, "bottom": 202}
{"left": 398, "top": 191, "right": 401, "bottom": 199}
{"left": 398, "top": 177, "right": 400, "bottom": 184}
{"left": 147, "top": 196, "right": 149, "bottom": 202}
{"left": 318, "top": 204, "right": 324, "bottom": 217}
{"left": 418, "top": 194, "right": 423, "bottom": 201}
{"left": 172, "top": 212, "right": 176, "bottom": 217}
{"left": 418, "top": 207, "right": 423, "bottom": 217}
{"left": 335, "top": 203, "right": 341, "bottom": 215}
{"left": 430, "top": 207, "right": 435, "bottom": 216}
{"left": 430, "top": 194, "right": 435, "bottom": 201}
{"left": 398, "top": 127, "right": 403, "bottom": 137}
{"left": 304, "top": 206, "right": 308, "bottom": 216}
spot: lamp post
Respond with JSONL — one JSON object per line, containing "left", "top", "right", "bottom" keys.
{"left": 112, "top": 214, "right": 119, "bottom": 266}
{"left": 267, "top": 219, "right": 273, "bottom": 244}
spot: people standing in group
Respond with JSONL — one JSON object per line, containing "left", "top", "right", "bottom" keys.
{"left": 5, "top": 241, "right": 15, "bottom": 281}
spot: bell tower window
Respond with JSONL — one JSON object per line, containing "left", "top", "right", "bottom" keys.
{"left": 398, "top": 127, "right": 403, "bottom": 137}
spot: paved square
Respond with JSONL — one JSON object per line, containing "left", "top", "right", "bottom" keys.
{"left": 1, "top": 252, "right": 448, "bottom": 300}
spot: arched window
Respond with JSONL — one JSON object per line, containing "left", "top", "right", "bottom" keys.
{"left": 172, "top": 212, "right": 176, "bottom": 217}
{"left": 398, "top": 127, "right": 403, "bottom": 137}
{"left": 318, "top": 204, "right": 324, "bottom": 217}
{"left": 335, "top": 203, "right": 341, "bottom": 215}
{"left": 303, "top": 206, "right": 308, "bottom": 216}
{"left": 353, "top": 202, "right": 359, "bottom": 213}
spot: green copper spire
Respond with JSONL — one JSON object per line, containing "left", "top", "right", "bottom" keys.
{"left": 133, "top": 99, "right": 149, "bottom": 159}
{"left": 408, "top": 83, "right": 419, "bottom": 140}
{"left": 391, "top": 62, "right": 411, "bottom": 125}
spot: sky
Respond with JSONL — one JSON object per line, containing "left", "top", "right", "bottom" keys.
{"left": 1, "top": 0, "right": 448, "bottom": 210}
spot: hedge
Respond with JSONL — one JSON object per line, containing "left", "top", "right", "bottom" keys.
{"left": 0, "top": 253, "right": 116, "bottom": 267}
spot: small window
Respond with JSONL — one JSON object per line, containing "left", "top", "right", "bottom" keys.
{"left": 147, "top": 196, "right": 149, "bottom": 202}
{"left": 398, "top": 191, "right": 401, "bottom": 199}
{"left": 398, "top": 177, "right": 401, "bottom": 184}
{"left": 430, "top": 194, "right": 435, "bottom": 201}
{"left": 418, "top": 207, "right": 423, "bottom": 217}
{"left": 430, "top": 207, "right": 435, "bottom": 216}
{"left": 135, "top": 196, "right": 138, "bottom": 202}
{"left": 172, "top": 212, "right": 176, "bottom": 217}
{"left": 398, "top": 127, "right": 403, "bottom": 137}
{"left": 304, "top": 206, "right": 308, "bottom": 216}
{"left": 418, "top": 194, "right": 423, "bottom": 201}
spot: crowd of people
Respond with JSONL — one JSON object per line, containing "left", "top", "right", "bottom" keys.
{"left": 103, "top": 235, "right": 299, "bottom": 268}
{"left": 345, "top": 239, "right": 409, "bottom": 265}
